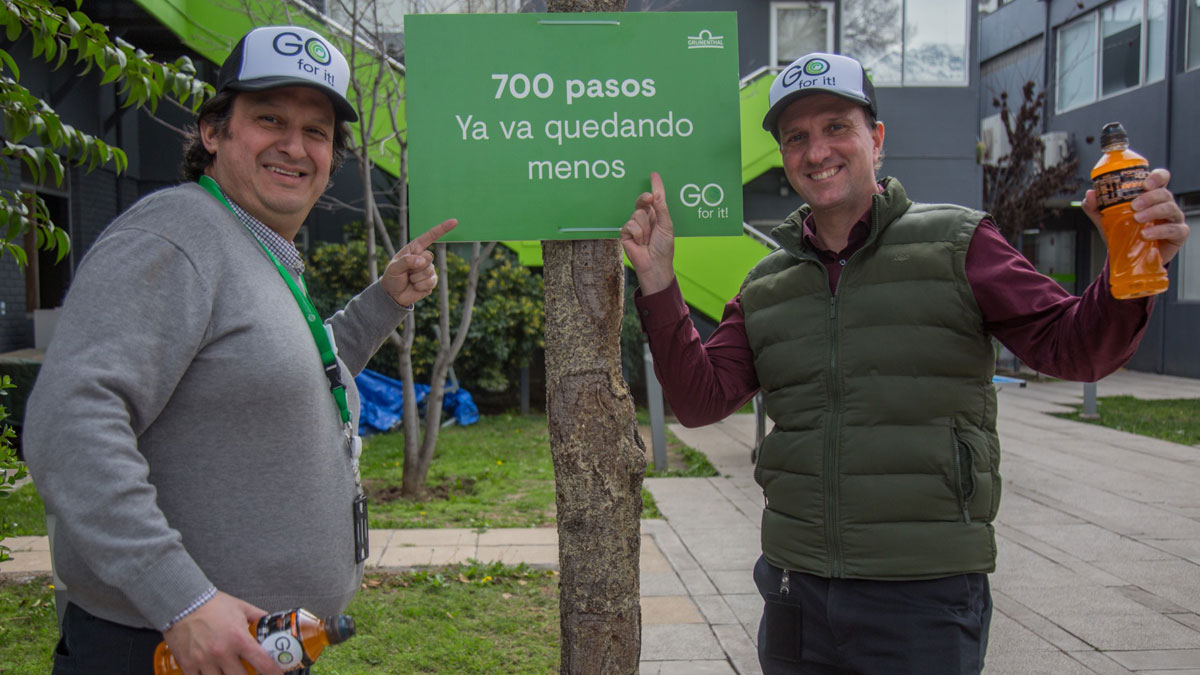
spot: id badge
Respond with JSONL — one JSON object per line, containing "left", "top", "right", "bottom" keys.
{"left": 353, "top": 493, "right": 369, "bottom": 563}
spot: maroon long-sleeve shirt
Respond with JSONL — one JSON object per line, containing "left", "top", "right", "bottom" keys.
{"left": 636, "top": 212, "right": 1154, "bottom": 428}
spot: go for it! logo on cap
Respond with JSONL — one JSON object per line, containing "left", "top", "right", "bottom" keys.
{"left": 762, "top": 51, "right": 877, "bottom": 140}
{"left": 304, "top": 38, "right": 332, "bottom": 64}
{"left": 218, "top": 25, "right": 358, "bottom": 122}
{"left": 803, "top": 58, "right": 829, "bottom": 76}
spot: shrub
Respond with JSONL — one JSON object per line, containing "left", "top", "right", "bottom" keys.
{"left": 305, "top": 239, "right": 544, "bottom": 394}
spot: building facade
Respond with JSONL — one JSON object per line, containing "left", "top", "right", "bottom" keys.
{"left": 980, "top": 0, "right": 1199, "bottom": 376}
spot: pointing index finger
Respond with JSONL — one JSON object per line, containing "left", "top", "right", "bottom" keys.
{"left": 405, "top": 218, "right": 458, "bottom": 255}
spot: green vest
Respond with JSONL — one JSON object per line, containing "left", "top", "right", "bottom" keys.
{"left": 741, "top": 178, "right": 1001, "bottom": 580}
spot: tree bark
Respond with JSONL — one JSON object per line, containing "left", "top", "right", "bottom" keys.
{"left": 543, "top": 238, "right": 645, "bottom": 674}
{"left": 541, "top": 4, "right": 639, "bottom": 670}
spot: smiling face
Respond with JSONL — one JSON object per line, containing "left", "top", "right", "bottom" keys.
{"left": 201, "top": 86, "right": 335, "bottom": 239}
{"left": 777, "top": 93, "right": 884, "bottom": 224}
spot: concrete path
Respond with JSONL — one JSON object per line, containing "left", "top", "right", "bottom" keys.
{"left": 4, "top": 369, "right": 1200, "bottom": 674}
{"left": 639, "top": 369, "right": 1200, "bottom": 675}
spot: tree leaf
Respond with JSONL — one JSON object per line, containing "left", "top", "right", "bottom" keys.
{"left": 5, "top": 242, "right": 27, "bottom": 268}
{"left": 52, "top": 225, "right": 70, "bottom": 263}
{"left": 0, "top": 47, "right": 19, "bottom": 78}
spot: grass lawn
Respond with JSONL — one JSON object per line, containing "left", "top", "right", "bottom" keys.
{"left": 363, "top": 412, "right": 713, "bottom": 530}
{"left": 0, "top": 574, "right": 56, "bottom": 673}
{"left": 0, "top": 482, "right": 46, "bottom": 537}
{"left": 0, "top": 562, "right": 560, "bottom": 674}
{"left": 1054, "top": 395, "right": 1200, "bottom": 445}
{"left": 1, "top": 412, "right": 713, "bottom": 536}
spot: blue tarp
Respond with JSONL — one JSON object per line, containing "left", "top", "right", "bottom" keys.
{"left": 354, "top": 369, "right": 479, "bottom": 435}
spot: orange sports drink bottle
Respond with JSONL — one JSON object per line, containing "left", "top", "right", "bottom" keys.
{"left": 1090, "top": 122, "right": 1169, "bottom": 299}
{"left": 153, "top": 608, "right": 355, "bottom": 674}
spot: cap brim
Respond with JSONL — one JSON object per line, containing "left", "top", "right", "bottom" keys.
{"left": 226, "top": 77, "right": 359, "bottom": 123}
{"left": 762, "top": 88, "right": 873, "bottom": 140}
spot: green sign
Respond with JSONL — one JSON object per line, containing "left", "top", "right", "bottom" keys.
{"left": 406, "top": 12, "right": 742, "bottom": 242}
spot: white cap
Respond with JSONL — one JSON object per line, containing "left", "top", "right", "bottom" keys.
{"left": 762, "top": 53, "right": 876, "bottom": 140}
{"left": 218, "top": 26, "right": 357, "bottom": 122}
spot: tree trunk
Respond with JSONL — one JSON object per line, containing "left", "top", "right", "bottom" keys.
{"left": 543, "top": 238, "right": 645, "bottom": 674}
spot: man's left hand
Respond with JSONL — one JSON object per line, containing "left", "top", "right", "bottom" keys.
{"left": 382, "top": 219, "right": 457, "bottom": 307}
{"left": 1083, "top": 168, "right": 1190, "bottom": 264}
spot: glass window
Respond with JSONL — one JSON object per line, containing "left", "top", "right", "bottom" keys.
{"left": 844, "top": 0, "right": 969, "bottom": 86}
{"left": 1100, "top": 0, "right": 1142, "bottom": 96}
{"left": 842, "top": 0, "right": 903, "bottom": 83}
{"left": 1057, "top": 16, "right": 1096, "bottom": 112}
{"left": 903, "top": 0, "right": 968, "bottom": 84}
{"left": 1191, "top": 0, "right": 1200, "bottom": 71}
{"left": 772, "top": 3, "right": 834, "bottom": 67}
{"left": 1180, "top": 213, "right": 1200, "bottom": 302}
{"left": 1056, "top": 0, "right": 1168, "bottom": 111}
{"left": 1146, "top": 0, "right": 1166, "bottom": 82}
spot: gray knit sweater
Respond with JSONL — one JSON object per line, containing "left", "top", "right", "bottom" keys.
{"left": 24, "top": 183, "right": 407, "bottom": 630}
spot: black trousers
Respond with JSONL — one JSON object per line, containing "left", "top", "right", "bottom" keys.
{"left": 52, "top": 602, "right": 311, "bottom": 674}
{"left": 753, "top": 555, "right": 992, "bottom": 675}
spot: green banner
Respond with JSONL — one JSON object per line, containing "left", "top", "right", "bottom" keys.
{"left": 406, "top": 12, "right": 742, "bottom": 242}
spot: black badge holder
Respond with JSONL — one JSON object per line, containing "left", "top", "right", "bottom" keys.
{"left": 353, "top": 494, "right": 369, "bottom": 563}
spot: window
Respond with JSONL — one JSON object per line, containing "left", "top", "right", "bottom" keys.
{"left": 1055, "top": 0, "right": 1167, "bottom": 112}
{"left": 841, "top": 0, "right": 968, "bottom": 86}
{"left": 771, "top": 2, "right": 834, "bottom": 68}
{"left": 1180, "top": 212, "right": 1200, "bottom": 302}
{"left": 1189, "top": 0, "right": 1200, "bottom": 71}
{"left": 1058, "top": 16, "right": 1097, "bottom": 111}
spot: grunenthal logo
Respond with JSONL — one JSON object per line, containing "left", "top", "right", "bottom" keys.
{"left": 687, "top": 29, "right": 724, "bottom": 49}
{"left": 804, "top": 58, "right": 830, "bottom": 76}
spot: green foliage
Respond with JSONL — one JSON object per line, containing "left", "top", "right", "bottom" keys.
{"left": 306, "top": 239, "right": 545, "bottom": 394}
{"left": 0, "top": 376, "right": 25, "bottom": 563}
{"left": 0, "top": 0, "right": 214, "bottom": 567}
{"left": 0, "top": 0, "right": 214, "bottom": 266}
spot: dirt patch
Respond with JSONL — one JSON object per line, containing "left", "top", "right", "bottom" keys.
{"left": 364, "top": 476, "right": 477, "bottom": 504}
{"left": 638, "top": 424, "right": 687, "bottom": 468}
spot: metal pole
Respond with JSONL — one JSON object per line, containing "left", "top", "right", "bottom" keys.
{"left": 520, "top": 365, "right": 530, "bottom": 415}
{"left": 643, "top": 344, "right": 667, "bottom": 471}
{"left": 1081, "top": 381, "right": 1099, "bottom": 420}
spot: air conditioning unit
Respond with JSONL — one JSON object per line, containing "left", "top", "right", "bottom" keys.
{"left": 980, "top": 114, "right": 1010, "bottom": 166}
{"left": 1041, "top": 131, "right": 1071, "bottom": 169}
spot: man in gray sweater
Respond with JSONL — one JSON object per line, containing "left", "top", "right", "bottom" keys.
{"left": 24, "top": 26, "right": 455, "bottom": 674}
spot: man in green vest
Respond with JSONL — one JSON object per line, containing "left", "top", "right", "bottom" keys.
{"left": 621, "top": 52, "right": 1190, "bottom": 674}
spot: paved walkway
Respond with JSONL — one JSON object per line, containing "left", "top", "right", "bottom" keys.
{"left": 4, "top": 370, "right": 1200, "bottom": 674}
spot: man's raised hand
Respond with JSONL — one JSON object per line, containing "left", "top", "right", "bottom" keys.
{"left": 620, "top": 172, "right": 676, "bottom": 295}
{"left": 382, "top": 219, "right": 458, "bottom": 307}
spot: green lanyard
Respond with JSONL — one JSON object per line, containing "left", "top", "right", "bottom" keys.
{"left": 198, "top": 176, "right": 352, "bottom": 428}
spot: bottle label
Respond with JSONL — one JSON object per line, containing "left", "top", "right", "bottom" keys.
{"left": 255, "top": 611, "right": 311, "bottom": 670}
{"left": 1093, "top": 166, "right": 1148, "bottom": 209}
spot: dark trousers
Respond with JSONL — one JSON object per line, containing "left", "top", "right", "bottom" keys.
{"left": 753, "top": 555, "right": 992, "bottom": 675}
{"left": 52, "top": 602, "right": 311, "bottom": 674}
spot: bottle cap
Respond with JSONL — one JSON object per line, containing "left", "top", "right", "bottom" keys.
{"left": 1100, "top": 122, "right": 1128, "bottom": 148}
{"left": 325, "top": 615, "right": 356, "bottom": 645}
